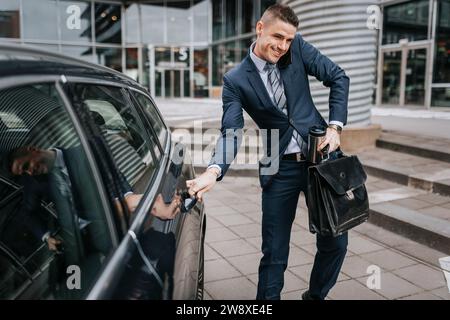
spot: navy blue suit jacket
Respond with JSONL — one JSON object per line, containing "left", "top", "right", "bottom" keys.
{"left": 209, "top": 33, "right": 350, "bottom": 188}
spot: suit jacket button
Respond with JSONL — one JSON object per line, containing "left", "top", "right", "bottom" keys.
{"left": 289, "top": 119, "right": 294, "bottom": 125}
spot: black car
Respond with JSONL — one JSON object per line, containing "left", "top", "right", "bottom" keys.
{"left": 0, "top": 44, "right": 205, "bottom": 300}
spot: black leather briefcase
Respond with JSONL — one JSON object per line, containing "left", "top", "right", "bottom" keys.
{"left": 306, "top": 153, "right": 370, "bottom": 237}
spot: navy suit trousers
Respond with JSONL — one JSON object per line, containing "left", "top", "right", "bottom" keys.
{"left": 256, "top": 159, "right": 348, "bottom": 300}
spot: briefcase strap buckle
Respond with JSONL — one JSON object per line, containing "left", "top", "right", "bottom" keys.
{"left": 346, "top": 189, "right": 355, "bottom": 200}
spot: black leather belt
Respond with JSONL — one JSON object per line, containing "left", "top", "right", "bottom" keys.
{"left": 282, "top": 152, "right": 306, "bottom": 162}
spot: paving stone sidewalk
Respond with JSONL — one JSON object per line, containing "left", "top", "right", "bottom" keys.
{"left": 202, "top": 176, "right": 450, "bottom": 300}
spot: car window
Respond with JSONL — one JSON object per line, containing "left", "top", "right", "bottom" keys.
{"left": 71, "top": 84, "right": 158, "bottom": 194}
{"left": 132, "top": 92, "right": 168, "bottom": 149}
{"left": 0, "top": 83, "right": 114, "bottom": 299}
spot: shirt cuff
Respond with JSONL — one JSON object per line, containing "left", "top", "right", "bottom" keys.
{"left": 329, "top": 121, "right": 344, "bottom": 129}
{"left": 207, "top": 165, "right": 222, "bottom": 179}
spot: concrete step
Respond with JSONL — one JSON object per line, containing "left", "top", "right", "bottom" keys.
{"left": 368, "top": 202, "right": 450, "bottom": 255}
{"left": 376, "top": 130, "right": 450, "bottom": 163}
{"left": 359, "top": 148, "right": 450, "bottom": 197}
{"left": 367, "top": 177, "right": 450, "bottom": 255}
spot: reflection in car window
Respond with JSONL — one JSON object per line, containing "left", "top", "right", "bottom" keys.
{"left": 132, "top": 92, "right": 167, "bottom": 149}
{"left": 0, "top": 84, "right": 114, "bottom": 299}
{"left": 72, "top": 84, "right": 158, "bottom": 194}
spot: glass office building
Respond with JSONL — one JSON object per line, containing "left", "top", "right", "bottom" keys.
{"left": 0, "top": 0, "right": 275, "bottom": 98}
{"left": 378, "top": 0, "right": 450, "bottom": 108}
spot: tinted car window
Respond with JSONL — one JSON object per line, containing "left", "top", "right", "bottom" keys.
{"left": 71, "top": 84, "right": 158, "bottom": 194}
{"left": 0, "top": 84, "right": 114, "bottom": 299}
{"left": 132, "top": 92, "right": 168, "bottom": 149}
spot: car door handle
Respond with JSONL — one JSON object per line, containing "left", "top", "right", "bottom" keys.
{"left": 180, "top": 190, "right": 197, "bottom": 213}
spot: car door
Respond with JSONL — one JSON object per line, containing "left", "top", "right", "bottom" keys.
{"left": 130, "top": 90, "right": 205, "bottom": 299}
{"left": 65, "top": 80, "right": 204, "bottom": 299}
{"left": 63, "top": 81, "right": 176, "bottom": 299}
{"left": 0, "top": 81, "right": 120, "bottom": 299}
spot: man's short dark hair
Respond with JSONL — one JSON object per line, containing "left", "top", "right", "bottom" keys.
{"left": 263, "top": 4, "right": 299, "bottom": 28}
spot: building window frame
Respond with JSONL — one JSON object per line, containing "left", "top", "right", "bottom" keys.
{"left": 377, "top": 0, "right": 448, "bottom": 108}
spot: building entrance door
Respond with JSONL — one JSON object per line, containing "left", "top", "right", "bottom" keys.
{"left": 154, "top": 68, "right": 190, "bottom": 98}
{"left": 150, "top": 45, "right": 191, "bottom": 98}
{"left": 380, "top": 40, "right": 429, "bottom": 107}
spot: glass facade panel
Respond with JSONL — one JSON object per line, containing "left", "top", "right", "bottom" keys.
{"left": 212, "top": 44, "right": 224, "bottom": 86}
{"left": 0, "top": 0, "right": 20, "bottom": 38}
{"left": 22, "top": 0, "right": 58, "bottom": 41}
{"left": 224, "top": 41, "right": 238, "bottom": 74}
{"left": 164, "top": 69, "right": 171, "bottom": 98}
{"left": 382, "top": 51, "right": 402, "bottom": 105}
{"left": 174, "top": 70, "right": 181, "bottom": 97}
{"left": 405, "top": 48, "right": 427, "bottom": 105}
{"left": 125, "top": 48, "right": 139, "bottom": 81}
{"left": 141, "top": 3, "right": 165, "bottom": 44}
{"left": 59, "top": 0, "right": 92, "bottom": 43}
{"left": 212, "top": 0, "right": 223, "bottom": 41}
{"left": 155, "top": 47, "right": 171, "bottom": 67}
{"left": 155, "top": 70, "right": 162, "bottom": 97}
{"left": 434, "top": 0, "right": 450, "bottom": 83}
{"left": 97, "top": 47, "right": 122, "bottom": 72}
{"left": 194, "top": 48, "right": 208, "bottom": 97}
{"left": 382, "top": 0, "right": 429, "bottom": 44}
{"left": 142, "top": 47, "right": 150, "bottom": 88}
{"left": 184, "top": 69, "right": 190, "bottom": 97}
{"left": 225, "top": 0, "right": 237, "bottom": 38}
{"left": 166, "top": 1, "right": 191, "bottom": 45}
{"left": 94, "top": 3, "right": 121, "bottom": 44}
{"left": 431, "top": 88, "right": 450, "bottom": 107}
{"left": 241, "top": 0, "right": 255, "bottom": 34}
{"left": 193, "top": 0, "right": 208, "bottom": 42}
{"left": 125, "top": 4, "right": 140, "bottom": 44}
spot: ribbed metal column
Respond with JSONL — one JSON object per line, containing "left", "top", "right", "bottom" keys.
{"left": 281, "top": 0, "right": 379, "bottom": 126}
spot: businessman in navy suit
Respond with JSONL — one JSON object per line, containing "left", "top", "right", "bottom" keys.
{"left": 187, "top": 4, "right": 349, "bottom": 300}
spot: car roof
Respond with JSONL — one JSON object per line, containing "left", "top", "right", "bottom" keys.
{"left": 0, "top": 43, "right": 146, "bottom": 91}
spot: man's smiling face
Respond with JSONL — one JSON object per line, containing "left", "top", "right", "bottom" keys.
{"left": 254, "top": 18, "right": 297, "bottom": 64}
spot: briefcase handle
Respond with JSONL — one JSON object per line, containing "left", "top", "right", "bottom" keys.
{"left": 320, "top": 146, "right": 345, "bottom": 164}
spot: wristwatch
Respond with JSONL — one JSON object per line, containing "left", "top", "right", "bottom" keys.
{"left": 328, "top": 124, "right": 342, "bottom": 134}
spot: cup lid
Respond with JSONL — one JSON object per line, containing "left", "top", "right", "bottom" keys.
{"left": 309, "top": 125, "right": 326, "bottom": 137}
